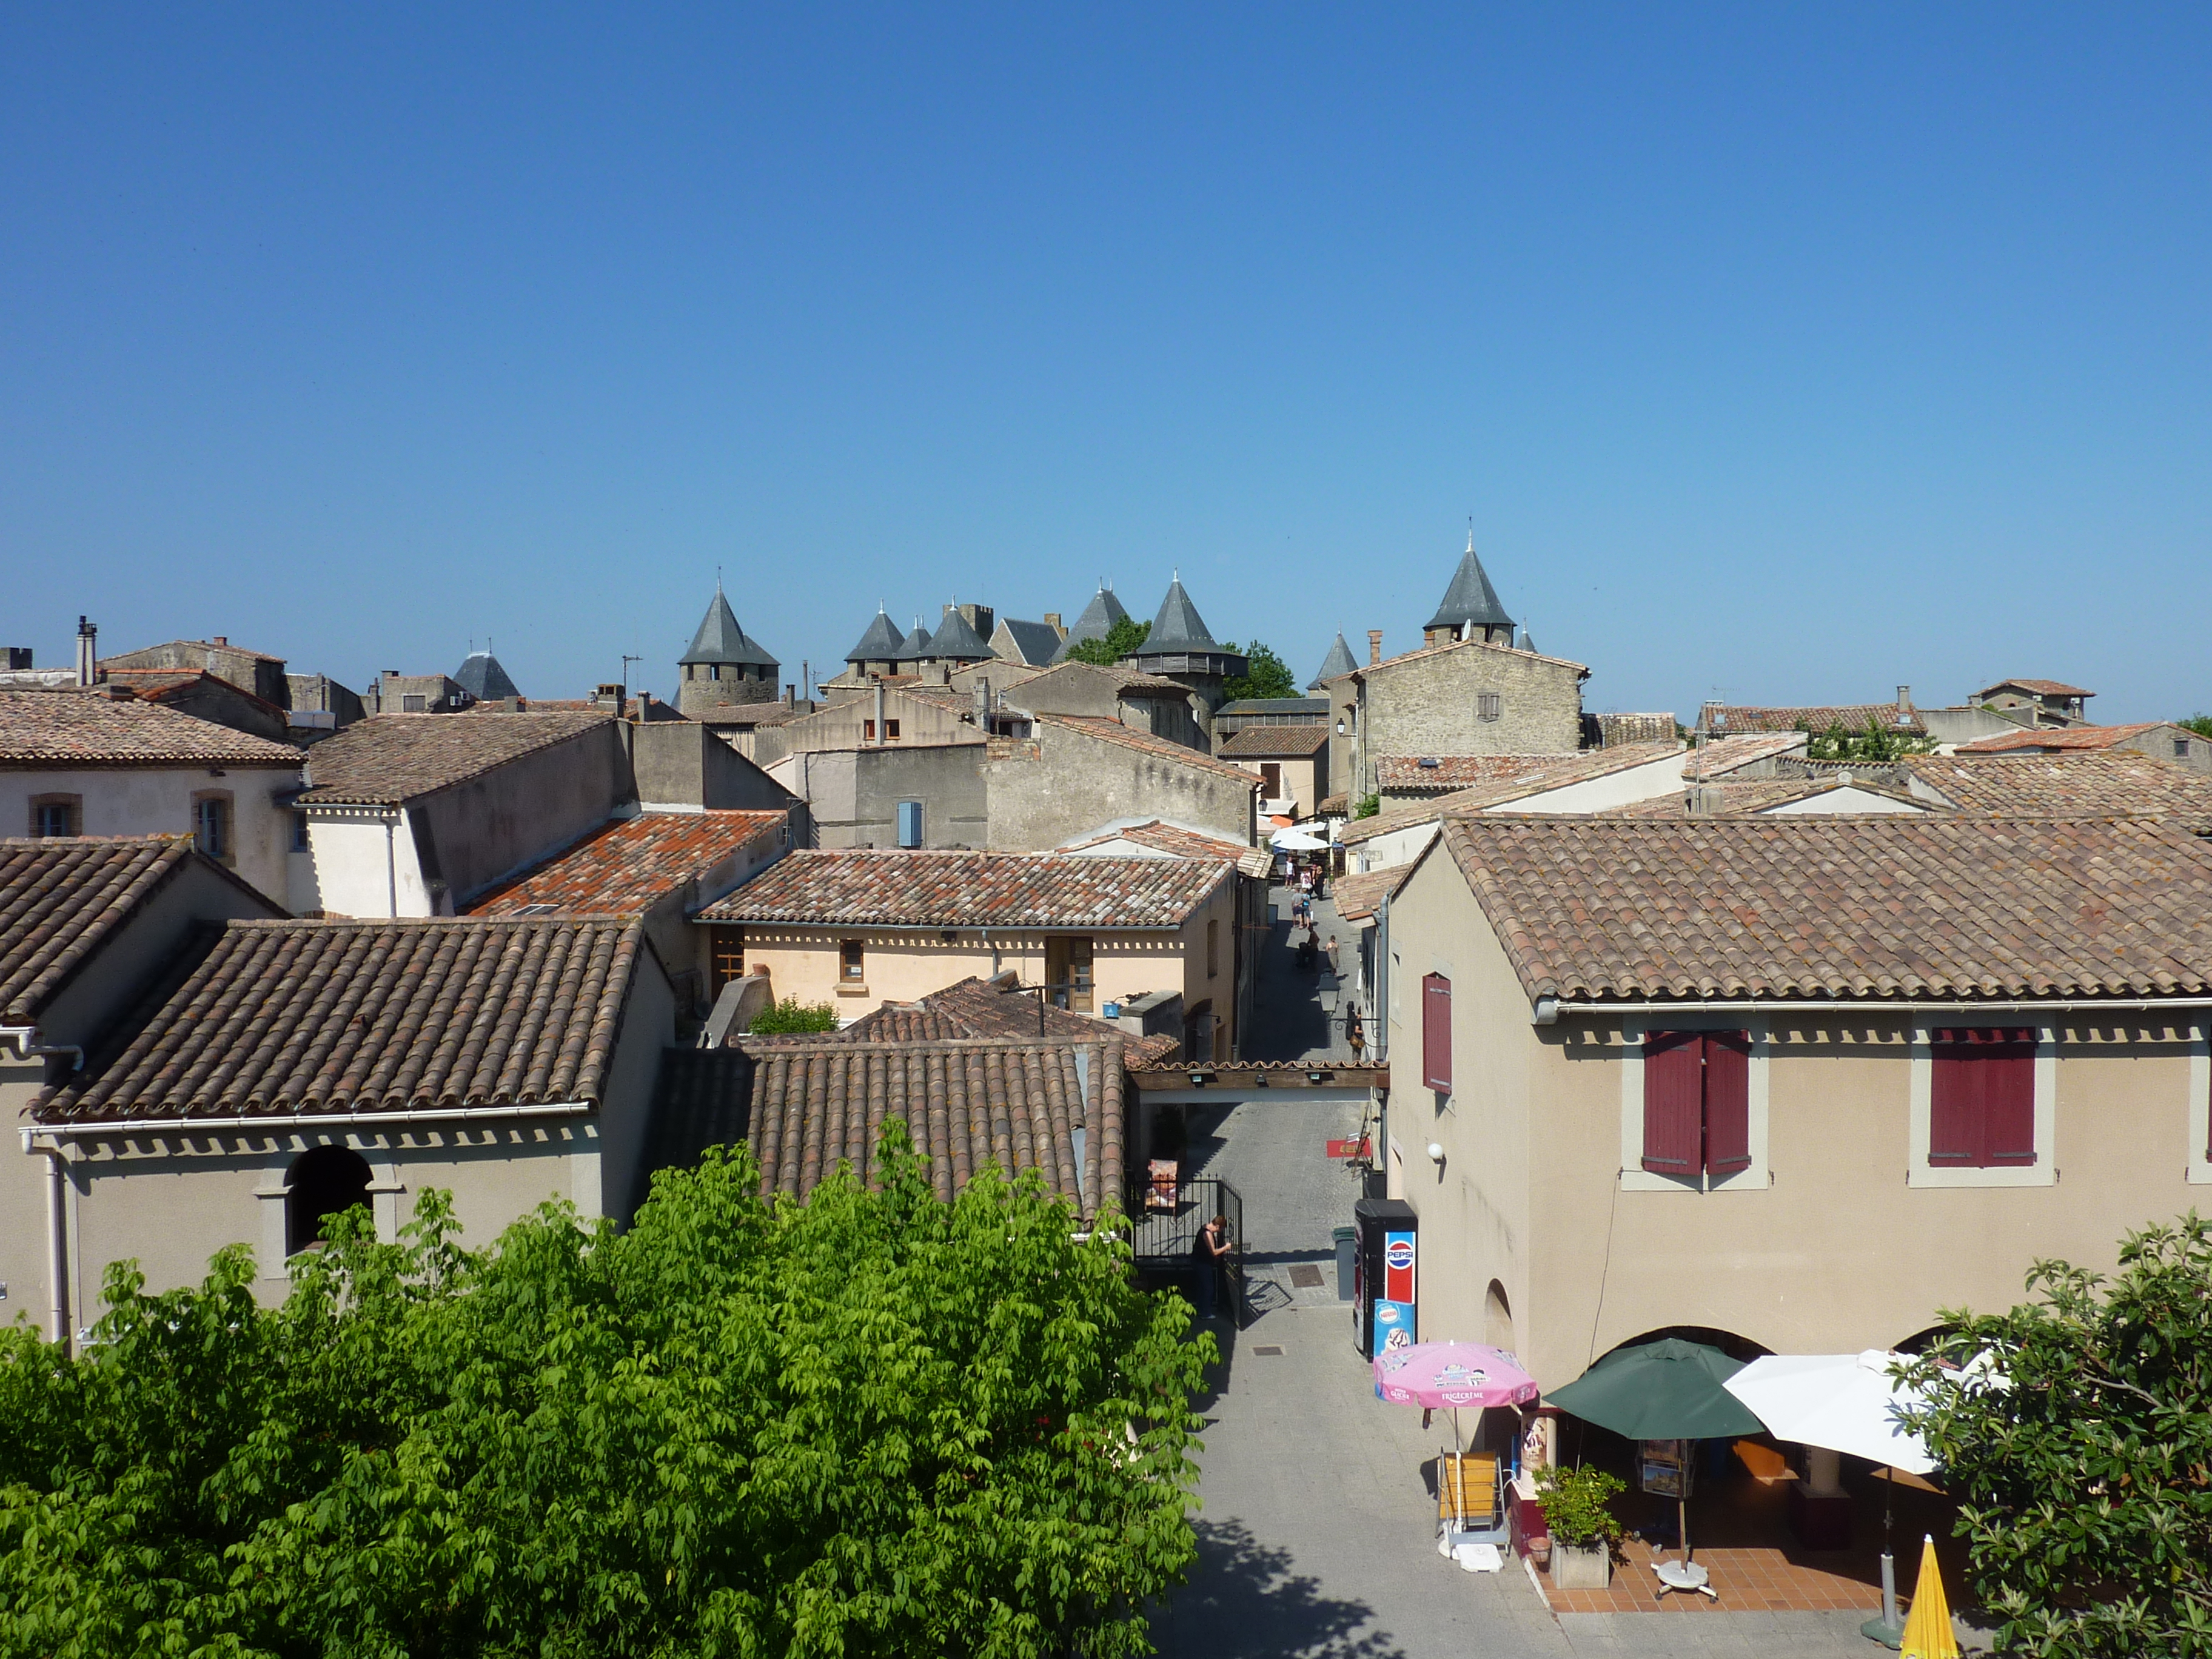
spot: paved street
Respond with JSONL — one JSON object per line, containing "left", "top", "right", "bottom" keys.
{"left": 1148, "top": 1094, "right": 1922, "bottom": 1658}
{"left": 1244, "top": 885, "right": 1359, "bottom": 1064}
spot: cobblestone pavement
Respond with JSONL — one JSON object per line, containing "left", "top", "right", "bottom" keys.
{"left": 1147, "top": 1096, "right": 1923, "bottom": 1658}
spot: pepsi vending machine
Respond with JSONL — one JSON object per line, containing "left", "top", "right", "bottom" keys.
{"left": 1352, "top": 1197, "right": 1418, "bottom": 1359}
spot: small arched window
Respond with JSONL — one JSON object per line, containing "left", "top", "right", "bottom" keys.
{"left": 286, "top": 1145, "right": 373, "bottom": 1255}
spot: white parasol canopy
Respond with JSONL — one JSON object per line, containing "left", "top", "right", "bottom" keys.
{"left": 1721, "top": 1350, "right": 1935, "bottom": 1475}
{"left": 1269, "top": 828, "right": 1329, "bottom": 850}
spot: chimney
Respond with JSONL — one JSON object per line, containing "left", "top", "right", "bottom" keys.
{"left": 1367, "top": 629, "right": 1383, "bottom": 667}
{"left": 212, "top": 635, "right": 227, "bottom": 647}
{"left": 873, "top": 681, "right": 886, "bottom": 748}
{"left": 1044, "top": 611, "right": 1062, "bottom": 630}
{"left": 973, "top": 677, "right": 990, "bottom": 731}
{"left": 75, "top": 616, "right": 96, "bottom": 686}
{"left": 1896, "top": 685, "right": 1913, "bottom": 714}
{"left": 783, "top": 683, "right": 794, "bottom": 709}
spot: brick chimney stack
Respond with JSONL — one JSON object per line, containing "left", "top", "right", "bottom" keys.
{"left": 1367, "top": 629, "right": 1383, "bottom": 666}
{"left": 75, "top": 616, "right": 96, "bottom": 686}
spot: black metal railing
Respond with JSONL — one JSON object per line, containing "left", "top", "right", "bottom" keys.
{"left": 1126, "top": 1175, "right": 1245, "bottom": 1329}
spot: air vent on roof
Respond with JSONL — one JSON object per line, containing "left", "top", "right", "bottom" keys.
{"left": 514, "top": 903, "right": 560, "bottom": 916}
{"left": 1418, "top": 757, "right": 1439, "bottom": 769}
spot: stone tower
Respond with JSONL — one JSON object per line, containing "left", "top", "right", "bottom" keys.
{"left": 676, "top": 584, "right": 780, "bottom": 716}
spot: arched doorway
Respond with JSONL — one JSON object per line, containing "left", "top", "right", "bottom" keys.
{"left": 1484, "top": 1279, "right": 1515, "bottom": 1352}
{"left": 286, "top": 1145, "right": 372, "bottom": 1255}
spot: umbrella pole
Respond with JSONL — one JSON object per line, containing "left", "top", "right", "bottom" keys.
{"left": 1679, "top": 1495, "right": 1691, "bottom": 1564}
{"left": 1861, "top": 1466, "right": 1904, "bottom": 1648}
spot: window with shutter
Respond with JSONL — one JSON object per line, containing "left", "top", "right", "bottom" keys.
{"left": 1641, "top": 1031, "right": 1704, "bottom": 1174}
{"left": 1421, "top": 974, "right": 1452, "bottom": 1092}
{"left": 1641, "top": 1030, "right": 1755, "bottom": 1181}
{"left": 1703, "top": 1031, "right": 1753, "bottom": 1176}
{"left": 1931, "top": 1028, "right": 2037, "bottom": 1167}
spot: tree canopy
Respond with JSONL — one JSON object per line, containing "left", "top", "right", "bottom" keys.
{"left": 746, "top": 994, "right": 840, "bottom": 1034}
{"left": 2179, "top": 713, "right": 2212, "bottom": 741}
{"left": 0, "top": 1130, "right": 1211, "bottom": 1658}
{"left": 1221, "top": 643, "right": 1296, "bottom": 702}
{"left": 1900, "top": 1213, "right": 2212, "bottom": 1657}
{"left": 1063, "top": 617, "right": 1150, "bottom": 666}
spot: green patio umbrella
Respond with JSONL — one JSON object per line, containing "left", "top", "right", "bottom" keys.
{"left": 1544, "top": 1339, "right": 1764, "bottom": 1591}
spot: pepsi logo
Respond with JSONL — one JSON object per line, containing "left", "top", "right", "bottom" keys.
{"left": 1384, "top": 1241, "right": 1415, "bottom": 1271}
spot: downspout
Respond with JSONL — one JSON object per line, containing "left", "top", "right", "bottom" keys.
{"left": 6, "top": 1034, "right": 82, "bottom": 1352}
{"left": 384, "top": 810, "right": 399, "bottom": 917}
{"left": 35, "top": 1142, "right": 67, "bottom": 1349}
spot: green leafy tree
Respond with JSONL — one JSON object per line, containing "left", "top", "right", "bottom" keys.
{"left": 0, "top": 1129, "right": 1211, "bottom": 1658}
{"left": 1352, "top": 793, "right": 1381, "bottom": 819}
{"left": 1899, "top": 1213, "right": 2212, "bottom": 1657}
{"left": 1064, "top": 617, "right": 1150, "bottom": 666}
{"left": 2179, "top": 713, "right": 2212, "bottom": 741}
{"left": 1220, "top": 643, "right": 1296, "bottom": 702}
{"left": 1801, "top": 719, "right": 1932, "bottom": 763}
{"left": 746, "top": 995, "right": 839, "bottom": 1034}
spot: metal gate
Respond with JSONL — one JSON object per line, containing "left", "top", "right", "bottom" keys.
{"left": 1127, "top": 1175, "right": 1246, "bottom": 1329}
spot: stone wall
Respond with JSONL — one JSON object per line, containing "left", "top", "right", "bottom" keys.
{"left": 982, "top": 725, "right": 1256, "bottom": 851}
{"left": 769, "top": 743, "right": 988, "bottom": 850}
{"left": 1325, "top": 642, "right": 1584, "bottom": 797}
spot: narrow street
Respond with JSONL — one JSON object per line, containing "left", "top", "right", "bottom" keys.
{"left": 1151, "top": 897, "right": 1906, "bottom": 1659}
{"left": 1244, "top": 885, "right": 1360, "bottom": 1065}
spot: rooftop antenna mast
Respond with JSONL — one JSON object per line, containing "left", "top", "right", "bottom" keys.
{"left": 622, "top": 653, "right": 644, "bottom": 707}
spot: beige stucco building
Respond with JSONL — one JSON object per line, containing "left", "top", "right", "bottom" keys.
{"left": 697, "top": 848, "right": 1244, "bottom": 1060}
{"left": 1377, "top": 814, "right": 2212, "bottom": 1390}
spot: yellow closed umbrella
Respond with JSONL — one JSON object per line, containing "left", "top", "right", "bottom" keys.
{"left": 1900, "top": 1534, "right": 1958, "bottom": 1659}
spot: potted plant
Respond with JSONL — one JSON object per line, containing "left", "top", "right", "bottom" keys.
{"left": 1536, "top": 1465, "right": 1625, "bottom": 1589}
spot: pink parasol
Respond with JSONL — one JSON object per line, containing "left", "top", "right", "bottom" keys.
{"left": 1374, "top": 1341, "right": 1540, "bottom": 1410}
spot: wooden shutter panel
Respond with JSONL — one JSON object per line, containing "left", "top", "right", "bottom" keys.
{"left": 1928, "top": 1030, "right": 1982, "bottom": 1164}
{"left": 1421, "top": 974, "right": 1452, "bottom": 1091}
{"left": 1703, "top": 1031, "right": 1753, "bottom": 1176}
{"left": 1641, "top": 1031, "right": 1703, "bottom": 1174}
{"left": 1982, "top": 1028, "right": 2038, "bottom": 1166}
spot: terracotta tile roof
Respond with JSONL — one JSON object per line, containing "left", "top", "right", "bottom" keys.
{"left": 295, "top": 711, "right": 614, "bottom": 805}
{"left": 466, "top": 811, "right": 788, "bottom": 917}
{"left": 1701, "top": 703, "right": 1928, "bottom": 738}
{"left": 1979, "top": 679, "right": 2093, "bottom": 699}
{"left": 1956, "top": 722, "right": 2163, "bottom": 754}
{"left": 693, "top": 703, "right": 813, "bottom": 727}
{"left": 1347, "top": 743, "right": 1685, "bottom": 842}
{"left": 1057, "top": 819, "right": 1270, "bottom": 877}
{"left": 1597, "top": 778, "right": 1938, "bottom": 817}
{"left": 1436, "top": 816, "right": 2212, "bottom": 1006}
{"left": 1030, "top": 714, "right": 1261, "bottom": 784}
{"left": 1219, "top": 725, "right": 1330, "bottom": 758}
{"left": 1903, "top": 752, "right": 2212, "bottom": 819}
{"left": 1, "top": 837, "right": 261, "bottom": 1025}
{"left": 751, "top": 975, "right": 1178, "bottom": 1066}
{"left": 1332, "top": 864, "right": 1412, "bottom": 922}
{"left": 0, "top": 689, "right": 305, "bottom": 769}
{"left": 1316, "top": 793, "right": 1349, "bottom": 816}
{"left": 1692, "top": 732, "right": 1812, "bottom": 774}
{"left": 697, "top": 849, "right": 1227, "bottom": 929}
{"left": 34, "top": 916, "right": 648, "bottom": 1122}
{"left": 737, "top": 1036, "right": 1126, "bottom": 1211}
{"left": 1592, "top": 712, "right": 1679, "bottom": 747}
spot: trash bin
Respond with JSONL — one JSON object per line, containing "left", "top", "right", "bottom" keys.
{"left": 1333, "top": 1224, "right": 1357, "bottom": 1301}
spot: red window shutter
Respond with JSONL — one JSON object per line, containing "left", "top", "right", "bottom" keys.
{"left": 1982, "top": 1029, "right": 2038, "bottom": 1166}
{"left": 1421, "top": 974, "right": 1452, "bottom": 1091}
{"left": 1641, "top": 1031, "right": 1703, "bottom": 1174}
{"left": 1703, "top": 1031, "right": 1753, "bottom": 1176}
{"left": 1928, "top": 1030, "right": 1983, "bottom": 1164}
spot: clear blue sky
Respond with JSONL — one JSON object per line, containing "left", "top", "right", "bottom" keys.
{"left": 5, "top": 7, "right": 2207, "bottom": 720}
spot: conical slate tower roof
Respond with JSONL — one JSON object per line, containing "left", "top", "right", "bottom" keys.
{"left": 892, "top": 618, "right": 933, "bottom": 663}
{"left": 922, "top": 606, "right": 993, "bottom": 662}
{"left": 1142, "top": 576, "right": 1223, "bottom": 652}
{"left": 1425, "top": 533, "right": 1515, "bottom": 635}
{"left": 682, "top": 586, "right": 779, "bottom": 669}
{"left": 1308, "top": 632, "right": 1358, "bottom": 689}
{"left": 845, "top": 607, "right": 906, "bottom": 664}
{"left": 1050, "top": 585, "right": 1133, "bottom": 662}
{"left": 454, "top": 649, "right": 521, "bottom": 702}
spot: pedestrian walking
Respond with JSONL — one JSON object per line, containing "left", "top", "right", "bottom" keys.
{"left": 1325, "top": 933, "right": 1341, "bottom": 976}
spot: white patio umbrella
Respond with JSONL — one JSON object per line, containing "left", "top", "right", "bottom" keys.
{"left": 1269, "top": 828, "right": 1329, "bottom": 850}
{"left": 1723, "top": 1350, "right": 1933, "bottom": 1641}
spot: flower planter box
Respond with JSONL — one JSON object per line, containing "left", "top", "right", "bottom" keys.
{"left": 1550, "top": 1541, "right": 1611, "bottom": 1590}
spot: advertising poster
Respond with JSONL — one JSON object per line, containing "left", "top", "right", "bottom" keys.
{"left": 1638, "top": 1439, "right": 1694, "bottom": 1498}
{"left": 1374, "top": 1227, "right": 1416, "bottom": 1352}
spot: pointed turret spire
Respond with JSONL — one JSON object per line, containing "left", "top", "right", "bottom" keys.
{"left": 844, "top": 606, "right": 906, "bottom": 665}
{"left": 1142, "top": 574, "right": 1223, "bottom": 653}
{"left": 1050, "top": 583, "right": 1134, "bottom": 662}
{"left": 682, "top": 586, "right": 779, "bottom": 669}
{"left": 1424, "top": 526, "right": 1515, "bottom": 640}
{"left": 1309, "top": 632, "right": 1358, "bottom": 689}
